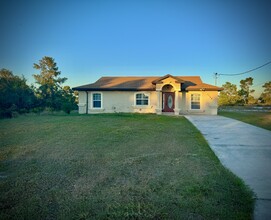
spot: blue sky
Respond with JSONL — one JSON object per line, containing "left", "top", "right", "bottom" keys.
{"left": 1, "top": 0, "right": 270, "bottom": 96}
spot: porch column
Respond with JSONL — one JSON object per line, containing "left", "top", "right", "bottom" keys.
{"left": 174, "top": 90, "right": 180, "bottom": 115}
{"left": 86, "top": 91, "right": 89, "bottom": 114}
{"left": 156, "top": 90, "right": 162, "bottom": 114}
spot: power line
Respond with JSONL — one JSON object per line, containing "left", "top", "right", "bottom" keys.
{"left": 217, "top": 60, "right": 271, "bottom": 76}
{"left": 213, "top": 60, "right": 271, "bottom": 85}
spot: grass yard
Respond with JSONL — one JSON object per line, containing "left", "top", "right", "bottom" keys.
{"left": 219, "top": 111, "right": 271, "bottom": 131}
{"left": 0, "top": 114, "right": 254, "bottom": 219}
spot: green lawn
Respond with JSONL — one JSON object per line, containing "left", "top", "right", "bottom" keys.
{"left": 0, "top": 114, "right": 254, "bottom": 219}
{"left": 219, "top": 111, "right": 271, "bottom": 131}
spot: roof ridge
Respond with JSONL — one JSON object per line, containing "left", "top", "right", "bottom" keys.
{"left": 100, "top": 75, "right": 201, "bottom": 77}
{"left": 72, "top": 75, "right": 222, "bottom": 91}
{"left": 100, "top": 76, "right": 160, "bottom": 78}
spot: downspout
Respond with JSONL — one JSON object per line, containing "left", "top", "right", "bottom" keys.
{"left": 86, "top": 91, "right": 88, "bottom": 114}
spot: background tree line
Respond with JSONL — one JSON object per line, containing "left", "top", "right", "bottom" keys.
{"left": 219, "top": 77, "right": 271, "bottom": 106}
{"left": 0, "top": 56, "right": 77, "bottom": 118}
{"left": 2, "top": 57, "right": 270, "bottom": 117}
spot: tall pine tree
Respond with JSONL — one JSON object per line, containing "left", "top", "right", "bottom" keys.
{"left": 33, "top": 56, "right": 67, "bottom": 110}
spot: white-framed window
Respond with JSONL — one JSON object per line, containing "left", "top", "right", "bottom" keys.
{"left": 92, "top": 92, "right": 102, "bottom": 108}
{"left": 191, "top": 94, "right": 200, "bottom": 109}
{"left": 135, "top": 93, "right": 149, "bottom": 106}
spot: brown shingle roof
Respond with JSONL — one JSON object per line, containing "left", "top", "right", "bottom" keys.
{"left": 73, "top": 75, "right": 222, "bottom": 91}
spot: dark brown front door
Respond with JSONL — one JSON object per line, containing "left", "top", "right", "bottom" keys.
{"left": 162, "top": 92, "right": 175, "bottom": 112}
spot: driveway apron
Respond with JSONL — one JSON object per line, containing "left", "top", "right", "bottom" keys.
{"left": 185, "top": 115, "right": 271, "bottom": 220}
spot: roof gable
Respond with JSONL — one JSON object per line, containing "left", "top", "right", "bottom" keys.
{"left": 152, "top": 74, "right": 185, "bottom": 84}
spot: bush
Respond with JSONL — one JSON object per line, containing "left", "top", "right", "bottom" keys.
{"left": 62, "top": 102, "right": 75, "bottom": 114}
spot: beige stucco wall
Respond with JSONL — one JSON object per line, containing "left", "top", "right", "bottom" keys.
{"left": 180, "top": 91, "right": 219, "bottom": 115}
{"left": 77, "top": 89, "right": 219, "bottom": 115}
{"left": 78, "top": 91, "right": 158, "bottom": 114}
{"left": 78, "top": 91, "right": 87, "bottom": 114}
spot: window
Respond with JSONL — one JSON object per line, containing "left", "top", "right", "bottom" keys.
{"left": 135, "top": 93, "right": 149, "bottom": 105}
{"left": 92, "top": 93, "right": 102, "bottom": 108}
{"left": 191, "top": 94, "right": 200, "bottom": 109}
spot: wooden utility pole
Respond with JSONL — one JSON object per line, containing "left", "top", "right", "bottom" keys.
{"left": 214, "top": 73, "right": 218, "bottom": 85}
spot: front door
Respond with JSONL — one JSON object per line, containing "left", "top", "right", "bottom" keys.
{"left": 162, "top": 92, "right": 175, "bottom": 112}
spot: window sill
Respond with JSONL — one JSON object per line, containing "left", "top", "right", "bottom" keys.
{"left": 89, "top": 108, "right": 105, "bottom": 112}
{"left": 187, "top": 109, "right": 205, "bottom": 113}
{"left": 132, "top": 105, "right": 152, "bottom": 109}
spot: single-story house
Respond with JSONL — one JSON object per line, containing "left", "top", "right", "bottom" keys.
{"left": 72, "top": 74, "right": 223, "bottom": 115}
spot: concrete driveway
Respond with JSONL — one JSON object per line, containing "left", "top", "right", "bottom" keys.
{"left": 185, "top": 115, "right": 271, "bottom": 220}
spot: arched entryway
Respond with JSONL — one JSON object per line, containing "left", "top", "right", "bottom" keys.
{"left": 162, "top": 84, "right": 175, "bottom": 112}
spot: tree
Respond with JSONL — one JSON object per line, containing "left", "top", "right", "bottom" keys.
{"left": 259, "top": 81, "right": 271, "bottom": 104}
{"left": 33, "top": 56, "right": 67, "bottom": 110}
{"left": 0, "top": 68, "right": 36, "bottom": 117}
{"left": 218, "top": 82, "right": 240, "bottom": 106}
{"left": 61, "top": 86, "right": 77, "bottom": 114}
{"left": 238, "top": 77, "right": 255, "bottom": 104}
